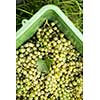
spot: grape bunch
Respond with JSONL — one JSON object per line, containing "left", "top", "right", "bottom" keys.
{"left": 16, "top": 20, "right": 83, "bottom": 100}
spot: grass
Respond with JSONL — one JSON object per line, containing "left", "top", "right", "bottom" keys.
{"left": 16, "top": 0, "right": 83, "bottom": 33}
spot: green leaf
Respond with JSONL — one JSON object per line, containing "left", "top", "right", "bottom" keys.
{"left": 37, "top": 58, "right": 52, "bottom": 73}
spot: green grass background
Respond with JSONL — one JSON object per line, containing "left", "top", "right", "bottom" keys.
{"left": 16, "top": 0, "right": 83, "bottom": 33}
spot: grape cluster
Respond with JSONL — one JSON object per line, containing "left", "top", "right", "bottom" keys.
{"left": 16, "top": 20, "right": 83, "bottom": 100}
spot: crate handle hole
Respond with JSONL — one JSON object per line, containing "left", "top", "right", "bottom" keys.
{"left": 22, "top": 19, "right": 28, "bottom": 26}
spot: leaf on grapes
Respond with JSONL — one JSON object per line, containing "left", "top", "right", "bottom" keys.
{"left": 37, "top": 58, "right": 52, "bottom": 73}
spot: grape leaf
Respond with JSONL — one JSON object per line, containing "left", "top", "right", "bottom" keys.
{"left": 37, "top": 58, "right": 52, "bottom": 73}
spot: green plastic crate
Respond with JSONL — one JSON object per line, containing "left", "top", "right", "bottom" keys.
{"left": 16, "top": 5, "right": 83, "bottom": 54}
